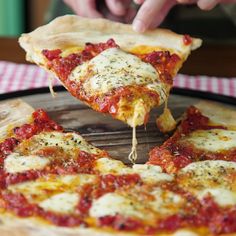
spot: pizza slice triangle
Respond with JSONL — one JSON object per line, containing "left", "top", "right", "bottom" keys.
{"left": 148, "top": 101, "right": 236, "bottom": 173}
{"left": 19, "top": 15, "right": 202, "bottom": 162}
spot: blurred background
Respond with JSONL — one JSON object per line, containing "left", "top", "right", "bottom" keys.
{"left": 0, "top": 0, "right": 236, "bottom": 77}
{"left": 1, "top": 0, "right": 236, "bottom": 41}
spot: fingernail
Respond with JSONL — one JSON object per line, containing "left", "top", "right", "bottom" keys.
{"left": 133, "top": 19, "right": 146, "bottom": 33}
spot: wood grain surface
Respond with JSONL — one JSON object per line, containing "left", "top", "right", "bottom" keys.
{"left": 3, "top": 90, "right": 234, "bottom": 164}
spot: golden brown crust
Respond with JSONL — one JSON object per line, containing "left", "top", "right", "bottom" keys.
{"left": 195, "top": 101, "right": 236, "bottom": 130}
{"left": 19, "top": 15, "right": 202, "bottom": 66}
{"left": 0, "top": 99, "right": 34, "bottom": 140}
{"left": 0, "top": 214, "right": 205, "bottom": 236}
{"left": 0, "top": 214, "right": 137, "bottom": 236}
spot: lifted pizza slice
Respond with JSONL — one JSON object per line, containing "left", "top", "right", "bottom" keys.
{"left": 19, "top": 15, "right": 201, "bottom": 129}
{"left": 148, "top": 101, "right": 236, "bottom": 173}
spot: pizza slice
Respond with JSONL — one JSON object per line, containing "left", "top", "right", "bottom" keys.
{"left": 19, "top": 15, "right": 201, "bottom": 162}
{"left": 0, "top": 99, "right": 34, "bottom": 140}
{"left": 148, "top": 101, "right": 236, "bottom": 173}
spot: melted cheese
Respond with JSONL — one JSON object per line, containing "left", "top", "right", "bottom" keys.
{"left": 132, "top": 164, "right": 173, "bottom": 184}
{"left": 156, "top": 106, "right": 176, "bottom": 133}
{"left": 197, "top": 188, "right": 236, "bottom": 207}
{"left": 8, "top": 174, "right": 96, "bottom": 202}
{"left": 4, "top": 153, "right": 50, "bottom": 174}
{"left": 23, "top": 131, "right": 102, "bottom": 155}
{"left": 95, "top": 158, "right": 173, "bottom": 184}
{"left": 94, "top": 157, "right": 132, "bottom": 175}
{"left": 128, "top": 126, "right": 138, "bottom": 163}
{"left": 178, "top": 160, "right": 236, "bottom": 207}
{"left": 70, "top": 48, "right": 165, "bottom": 96}
{"left": 48, "top": 76, "right": 57, "bottom": 98}
{"left": 39, "top": 192, "right": 79, "bottom": 214}
{"left": 89, "top": 192, "right": 152, "bottom": 220}
{"left": 125, "top": 98, "right": 147, "bottom": 127}
{"left": 150, "top": 187, "right": 184, "bottom": 215}
{"left": 180, "top": 129, "right": 236, "bottom": 152}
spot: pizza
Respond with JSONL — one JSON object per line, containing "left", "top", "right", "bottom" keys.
{"left": 0, "top": 99, "right": 235, "bottom": 236}
{"left": 19, "top": 15, "right": 201, "bottom": 161}
{"left": 149, "top": 101, "right": 236, "bottom": 173}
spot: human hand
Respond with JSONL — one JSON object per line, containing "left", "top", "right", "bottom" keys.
{"left": 132, "top": 0, "right": 235, "bottom": 32}
{"left": 63, "top": 0, "right": 136, "bottom": 23}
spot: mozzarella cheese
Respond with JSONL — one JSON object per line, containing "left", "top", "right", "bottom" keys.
{"left": 132, "top": 164, "right": 174, "bottom": 184}
{"left": 70, "top": 48, "right": 166, "bottom": 96}
{"left": 89, "top": 192, "right": 152, "bottom": 220}
{"left": 94, "top": 157, "right": 132, "bottom": 175}
{"left": 4, "top": 153, "right": 50, "bottom": 174}
{"left": 39, "top": 192, "right": 79, "bottom": 214}
{"left": 8, "top": 174, "right": 96, "bottom": 202}
{"left": 178, "top": 160, "right": 236, "bottom": 207}
{"left": 21, "top": 131, "right": 103, "bottom": 156}
{"left": 94, "top": 158, "right": 173, "bottom": 184}
{"left": 179, "top": 129, "right": 236, "bottom": 152}
{"left": 197, "top": 188, "right": 236, "bottom": 207}
{"left": 150, "top": 187, "right": 184, "bottom": 215}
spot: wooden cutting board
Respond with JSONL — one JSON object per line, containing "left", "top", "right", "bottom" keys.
{"left": 2, "top": 88, "right": 235, "bottom": 164}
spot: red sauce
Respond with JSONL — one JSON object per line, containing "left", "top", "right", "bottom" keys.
{"left": 94, "top": 86, "right": 159, "bottom": 115}
{"left": 153, "top": 197, "right": 236, "bottom": 235}
{"left": 77, "top": 184, "right": 93, "bottom": 215}
{"left": 42, "top": 49, "right": 62, "bottom": 61}
{"left": 2, "top": 149, "right": 101, "bottom": 187}
{"left": 99, "top": 215, "right": 143, "bottom": 231}
{"left": 42, "top": 39, "right": 118, "bottom": 81}
{"left": 39, "top": 211, "right": 84, "bottom": 227}
{"left": 148, "top": 106, "right": 232, "bottom": 173}
{"left": 2, "top": 192, "right": 39, "bottom": 217}
{"left": 0, "top": 138, "right": 19, "bottom": 159}
{"left": 14, "top": 109, "right": 63, "bottom": 140}
{"left": 95, "top": 173, "right": 141, "bottom": 198}
{"left": 183, "top": 34, "right": 193, "bottom": 45}
{"left": 76, "top": 151, "right": 97, "bottom": 174}
{"left": 2, "top": 192, "right": 84, "bottom": 227}
{"left": 77, "top": 174, "right": 141, "bottom": 215}
{"left": 140, "top": 51, "right": 180, "bottom": 85}
{"left": 180, "top": 106, "right": 226, "bottom": 135}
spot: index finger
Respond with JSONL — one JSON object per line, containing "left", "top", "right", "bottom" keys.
{"left": 132, "top": 0, "right": 167, "bottom": 32}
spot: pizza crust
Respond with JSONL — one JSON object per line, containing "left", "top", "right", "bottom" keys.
{"left": 19, "top": 15, "right": 202, "bottom": 67}
{"left": 0, "top": 99, "right": 34, "bottom": 140}
{"left": 0, "top": 213, "right": 204, "bottom": 236}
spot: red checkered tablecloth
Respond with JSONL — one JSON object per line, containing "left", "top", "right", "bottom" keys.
{"left": 0, "top": 61, "right": 236, "bottom": 97}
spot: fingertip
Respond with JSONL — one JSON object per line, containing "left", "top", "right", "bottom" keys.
{"left": 132, "top": 19, "right": 147, "bottom": 33}
{"left": 197, "top": 0, "right": 217, "bottom": 10}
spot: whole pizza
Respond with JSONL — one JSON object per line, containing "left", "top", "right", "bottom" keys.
{"left": 0, "top": 15, "right": 235, "bottom": 236}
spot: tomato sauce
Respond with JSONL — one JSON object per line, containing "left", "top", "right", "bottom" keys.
{"left": 77, "top": 173, "right": 141, "bottom": 215}
{"left": 2, "top": 192, "right": 84, "bottom": 227}
{"left": 99, "top": 215, "right": 143, "bottom": 231}
{"left": 0, "top": 138, "right": 19, "bottom": 159}
{"left": 149, "top": 106, "right": 233, "bottom": 173}
{"left": 14, "top": 109, "right": 63, "bottom": 141}
{"left": 183, "top": 34, "right": 193, "bottom": 45}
